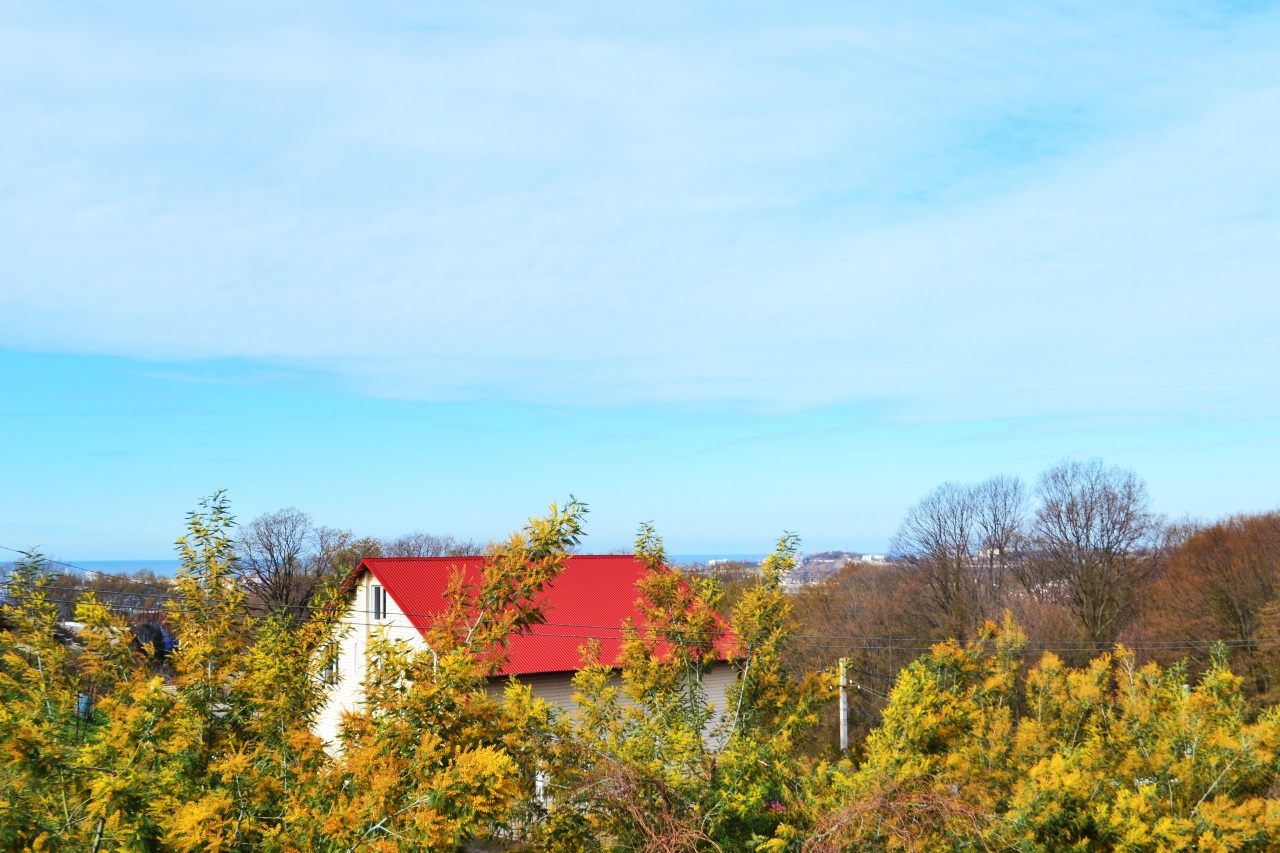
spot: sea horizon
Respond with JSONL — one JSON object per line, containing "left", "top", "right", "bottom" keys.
{"left": 31, "top": 553, "right": 776, "bottom": 578}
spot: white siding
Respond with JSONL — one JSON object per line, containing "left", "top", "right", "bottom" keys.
{"left": 314, "top": 573, "right": 431, "bottom": 747}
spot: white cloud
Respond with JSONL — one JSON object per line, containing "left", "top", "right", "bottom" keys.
{"left": 0, "top": 2, "right": 1276, "bottom": 418}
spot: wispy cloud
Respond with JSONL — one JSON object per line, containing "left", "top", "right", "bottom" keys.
{"left": 1, "top": 2, "right": 1276, "bottom": 419}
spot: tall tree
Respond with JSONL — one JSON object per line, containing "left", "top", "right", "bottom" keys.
{"left": 972, "top": 474, "right": 1028, "bottom": 603}
{"left": 290, "top": 498, "right": 589, "bottom": 852}
{"left": 233, "top": 508, "right": 375, "bottom": 622}
{"left": 234, "top": 507, "right": 315, "bottom": 620}
{"left": 0, "top": 550, "right": 80, "bottom": 850}
{"left": 891, "top": 482, "right": 982, "bottom": 641}
{"left": 553, "top": 530, "right": 831, "bottom": 851}
{"left": 1019, "top": 458, "right": 1163, "bottom": 647}
{"left": 892, "top": 476, "right": 1026, "bottom": 641}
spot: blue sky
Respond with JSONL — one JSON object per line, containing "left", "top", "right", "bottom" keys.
{"left": 1, "top": 2, "right": 1277, "bottom": 558}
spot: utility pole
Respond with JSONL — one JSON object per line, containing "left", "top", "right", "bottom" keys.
{"left": 838, "top": 656, "right": 848, "bottom": 753}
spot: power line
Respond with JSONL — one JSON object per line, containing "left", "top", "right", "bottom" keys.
{"left": 14, "top": 586, "right": 1280, "bottom": 657}
{"left": 9, "top": 580, "right": 1271, "bottom": 653}
{"left": 0, "top": 544, "right": 182, "bottom": 598}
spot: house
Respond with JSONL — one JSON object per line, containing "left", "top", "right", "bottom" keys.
{"left": 315, "top": 555, "right": 738, "bottom": 746}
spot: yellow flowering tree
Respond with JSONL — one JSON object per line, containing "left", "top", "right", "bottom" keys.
{"left": 7, "top": 492, "right": 1280, "bottom": 853}
{"left": 67, "top": 491, "right": 337, "bottom": 852}
{"left": 285, "top": 498, "right": 588, "bottom": 853}
{"left": 0, "top": 550, "right": 81, "bottom": 851}
{"left": 799, "top": 623, "right": 1280, "bottom": 853}
{"left": 552, "top": 529, "right": 831, "bottom": 852}
{"left": 1006, "top": 646, "right": 1280, "bottom": 851}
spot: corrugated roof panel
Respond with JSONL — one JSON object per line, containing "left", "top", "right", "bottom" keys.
{"left": 350, "top": 555, "right": 730, "bottom": 677}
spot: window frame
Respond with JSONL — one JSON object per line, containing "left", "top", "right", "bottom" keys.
{"left": 318, "top": 643, "right": 340, "bottom": 690}
{"left": 370, "top": 583, "right": 387, "bottom": 621}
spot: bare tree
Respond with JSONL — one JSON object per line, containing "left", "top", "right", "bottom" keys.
{"left": 234, "top": 508, "right": 338, "bottom": 622}
{"left": 330, "top": 533, "right": 384, "bottom": 575}
{"left": 382, "top": 532, "right": 481, "bottom": 558}
{"left": 972, "top": 475, "right": 1029, "bottom": 604}
{"left": 234, "top": 515, "right": 483, "bottom": 621}
{"left": 891, "top": 482, "right": 983, "bottom": 640}
{"left": 891, "top": 476, "right": 1030, "bottom": 642}
{"left": 313, "top": 526, "right": 377, "bottom": 574}
{"left": 1019, "top": 458, "right": 1163, "bottom": 647}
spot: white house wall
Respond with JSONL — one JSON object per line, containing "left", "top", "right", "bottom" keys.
{"left": 314, "top": 571, "right": 429, "bottom": 747}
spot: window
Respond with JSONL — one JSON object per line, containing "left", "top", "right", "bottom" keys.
{"left": 318, "top": 644, "right": 339, "bottom": 689}
{"left": 370, "top": 584, "right": 387, "bottom": 621}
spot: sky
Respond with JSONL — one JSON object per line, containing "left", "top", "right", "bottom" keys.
{"left": 1, "top": 1, "right": 1277, "bottom": 559}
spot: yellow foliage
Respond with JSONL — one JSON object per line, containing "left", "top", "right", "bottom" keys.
{"left": 7, "top": 496, "right": 1280, "bottom": 853}
{"left": 797, "top": 623, "right": 1280, "bottom": 853}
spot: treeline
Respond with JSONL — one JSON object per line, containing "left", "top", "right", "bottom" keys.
{"left": 3, "top": 490, "right": 1280, "bottom": 851}
{"left": 227, "top": 507, "right": 481, "bottom": 625}
{"left": 13, "top": 508, "right": 481, "bottom": 625}
{"left": 776, "top": 458, "right": 1280, "bottom": 751}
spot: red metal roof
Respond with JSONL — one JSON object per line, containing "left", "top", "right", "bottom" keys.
{"left": 351, "top": 555, "right": 730, "bottom": 677}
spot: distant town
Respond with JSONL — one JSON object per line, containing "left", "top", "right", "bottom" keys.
{"left": 701, "top": 550, "right": 890, "bottom": 589}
